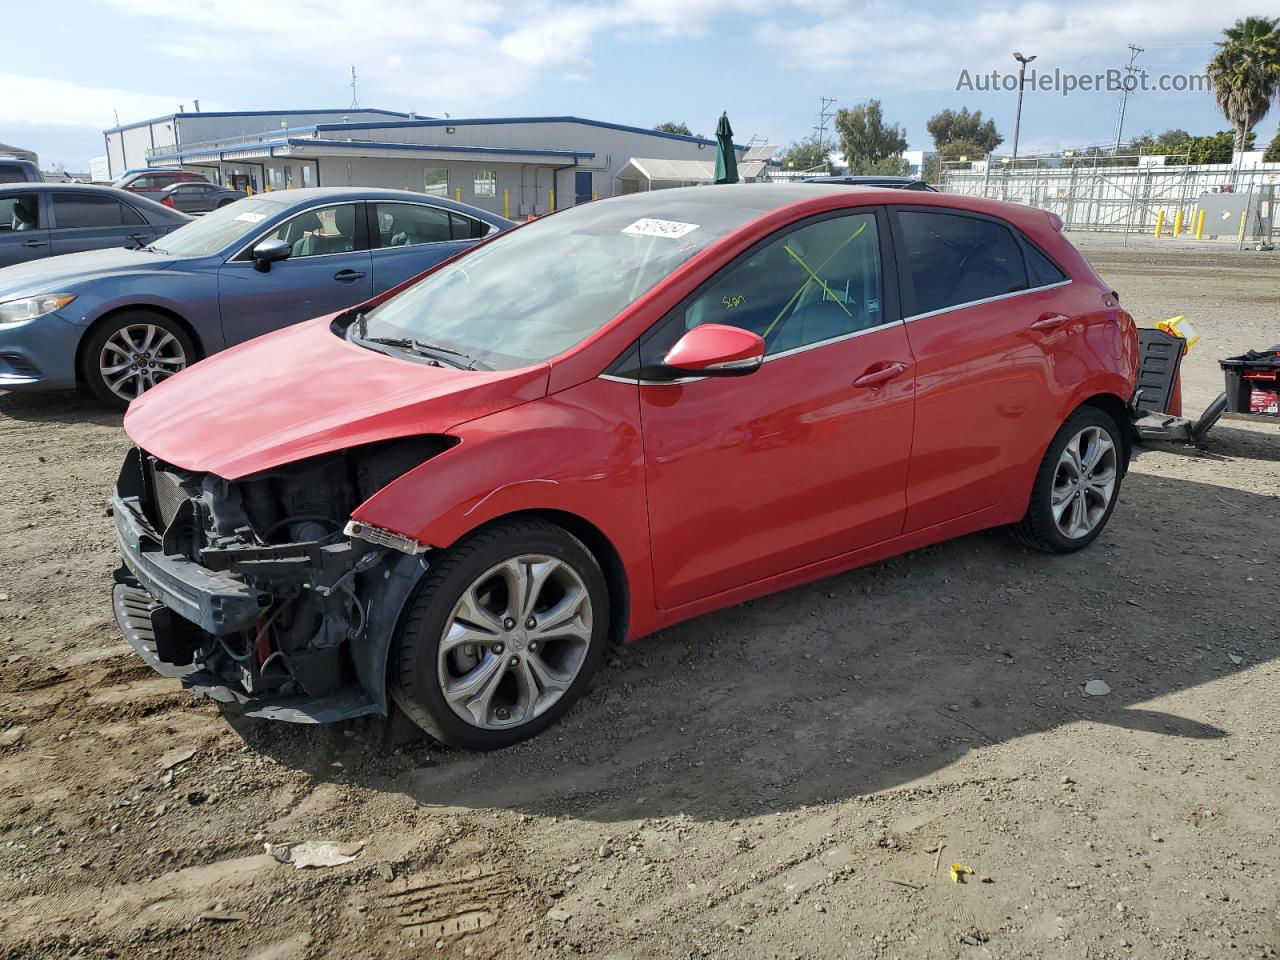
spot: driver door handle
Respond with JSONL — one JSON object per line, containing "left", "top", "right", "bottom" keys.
{"left": 21, "top": 239, "right": 47, "bottom": 248}
{"left": 1031, "top": 312, "right": 1069, "bottom": 331}
{"left": 853, "top": 362, "right": 908, "bottom": 388}
{"left": 333, "top": 269, "right": 367, "bottom": 283}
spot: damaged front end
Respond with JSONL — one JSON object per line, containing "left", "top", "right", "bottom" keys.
{"left": 110, "top": 438, "right": 449, "bottom": 722}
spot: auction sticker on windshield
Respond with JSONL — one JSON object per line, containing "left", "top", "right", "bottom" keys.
{"left": 233, "top": 212, "right": 268, "bottom": 223}
{"left": 622, "top": 218, "right": 699, "bottom": 239}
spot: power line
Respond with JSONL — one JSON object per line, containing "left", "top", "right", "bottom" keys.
{"left": 814, "top": 97, "right": 837, "bottom": 168}
{"left": 1112, "top": 45, "right": 1143, "bottom": 153}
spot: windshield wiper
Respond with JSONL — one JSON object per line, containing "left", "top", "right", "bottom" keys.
{"left": 360, "top": 335, "right": 473, "bottom": 370}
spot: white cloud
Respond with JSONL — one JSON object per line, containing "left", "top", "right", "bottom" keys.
{"left": 754, "top": 0, "right": 1278, "bottom": 90}
{"left": 0, "top": 72, "right": 225, "bottom": 130}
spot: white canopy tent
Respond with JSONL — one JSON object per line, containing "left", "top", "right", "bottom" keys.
{"left": 615, "top": 156, "right": 769, "bottom": 193}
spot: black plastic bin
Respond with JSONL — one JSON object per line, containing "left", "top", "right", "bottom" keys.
{"left": 1220, "top": 345, "right": 1280, "bottom": 416}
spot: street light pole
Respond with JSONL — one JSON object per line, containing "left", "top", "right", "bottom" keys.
{"left": 1011, "top": 51, "right": 1036, "bottom": 163}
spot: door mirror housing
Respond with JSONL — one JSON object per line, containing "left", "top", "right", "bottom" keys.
{"left": 663, "top": 324, "right": 765, "bottom": 377}
{"left": 251, "top": 237, "right": 292, "bottom": 272}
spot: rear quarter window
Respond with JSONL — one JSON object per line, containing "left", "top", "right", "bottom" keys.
{"left": 1022, "top": 239, "right": 1069, "bottom": 287}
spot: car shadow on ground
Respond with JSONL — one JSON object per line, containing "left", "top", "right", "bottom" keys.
{"left": 224, "top": 465, "right": 1279, "bottom": 824}
{"left": 0, "top": 389, "right": 121, "bottom": 427}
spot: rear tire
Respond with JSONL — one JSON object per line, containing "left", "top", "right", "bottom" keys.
{"left": 391, "top": 519, "right": 610, "bottom": 751}
{"left": 1011, "top": 406, "right": 1124, "bottom": 553}
{"left": 80, "top": 310, "right": 195, "bottom": 409}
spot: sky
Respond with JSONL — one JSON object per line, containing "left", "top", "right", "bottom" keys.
{"left": 5, "top": 0, "right": 1279, "bottom": 171}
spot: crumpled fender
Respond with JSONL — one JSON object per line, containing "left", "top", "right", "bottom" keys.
{"left": 350, "top": 379, "right": 657, "bottom": 701}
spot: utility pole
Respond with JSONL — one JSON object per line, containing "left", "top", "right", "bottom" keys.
{"left": 349, "top": 65, "right": 360, "bottom": 110}
{"left": 1011, "top": 51, "right": 1036, "bottom": 163}
{"left": 814, "top": 96, "right": 837, "bottom": 172}
{"left": 1113, "top": 45, "right": 1143, "bottom": 154}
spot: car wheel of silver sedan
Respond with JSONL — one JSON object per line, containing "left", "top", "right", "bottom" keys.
{"left": 81, "top": 311, "right": 196, "bottom": 409}
{"left": 391, "top": 518, "right": 611, "bottom": 750}
{"left": 1012, "top": 406, "right": 1125, "bottom": 554}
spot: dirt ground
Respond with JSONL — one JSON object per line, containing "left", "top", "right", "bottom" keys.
{"left": 1, "top": 242, "right": 1278, "bottom": 960}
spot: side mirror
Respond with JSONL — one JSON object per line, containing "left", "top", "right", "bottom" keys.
{"left": 663, "top": 324, "right": 765, "bottom": 377}
{"left": 252, "top": 237, "right": 292, "bottom": 272}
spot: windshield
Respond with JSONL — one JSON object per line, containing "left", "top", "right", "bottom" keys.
{"left": 148, "top": 197, "right": 287, "bottom": 257}
{"left": 357, "top": 196, "right": 761, "bottom": 370}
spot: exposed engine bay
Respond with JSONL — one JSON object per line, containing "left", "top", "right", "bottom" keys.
{"left": 110, "top": 437, "right": 452, "bottom": 718}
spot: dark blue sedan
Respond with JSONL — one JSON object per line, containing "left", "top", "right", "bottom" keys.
{"left": 0, "top": 188, "right": 512, "bottom": 406}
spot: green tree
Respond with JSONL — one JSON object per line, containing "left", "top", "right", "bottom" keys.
{"left": 654, "top": 121, "right": 694, "bottom": 136}
{"left": 1265, "top": 127, "right": 1280, "bottom": 162}
{"left": 777, "top": 133, "right": 830, "bottom": 173}
{"left": 926, "top": 107, "right": 1003, "bottom": 153}
{"left": 834, "top": 100, "right": 909, "bottom": 175}
{"left": 1128, "top": 129, "right": 1193, "bottom": 155}
{"left": 1163, "top": 130, "right": 1257, "bottom": 164}
{"left": 1206, "top": 16, "right": 1280, "bottom": 153}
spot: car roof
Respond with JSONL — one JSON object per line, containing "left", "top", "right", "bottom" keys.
{"left": 0, "top": 182, "right": 127, "bottom": 194}
{"left": 240, "top": 187, "right": 513, "bottom": 223}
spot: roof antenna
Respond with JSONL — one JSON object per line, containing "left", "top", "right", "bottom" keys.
{"left": 349, "top": 65, "right": 360, "bottom": 109}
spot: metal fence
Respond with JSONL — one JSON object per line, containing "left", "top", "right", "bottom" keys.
{"left": 940, "top": 159, "right": 1280, "bottom": 243}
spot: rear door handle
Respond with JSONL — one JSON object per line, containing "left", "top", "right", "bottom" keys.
{"left": 21, "top": 239, "right": 47, "bottom": 248}
{"left": 333, "top": 269, "right": 367, "bottom": 283}
{"left": 853, "top": 362, "right": 908, "bottom": 388}
{"left": 1031, "top": 312, "right": 1069, "bottom": 331}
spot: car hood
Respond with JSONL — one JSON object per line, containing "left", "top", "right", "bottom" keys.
{"left": 0, "top": 247, "right": 182, "bottom": 299}
{"left": 124, "top": 316, "right": 550, "bottom": 479}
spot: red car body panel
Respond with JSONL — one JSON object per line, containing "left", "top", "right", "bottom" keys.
{"left": 124, "top": 316, "right": 549, "bottom": 479}
{"left": 122, "top": 186, "right": 1137, "bottom": 647}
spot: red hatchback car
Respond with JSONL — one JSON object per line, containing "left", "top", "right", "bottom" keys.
{"left": 112, "top": 184, "right": 1137, "bottom": 749}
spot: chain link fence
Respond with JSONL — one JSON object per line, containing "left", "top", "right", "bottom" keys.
{"left": 940, "top": 156, "right": 1279, "bottom": 244}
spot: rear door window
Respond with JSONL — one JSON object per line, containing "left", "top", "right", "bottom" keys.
{"left": 373, "top": 203, "right": 451, "bottom": 247}
{"left": 896, "top": 210, "right": 1029, "bottom": 316}
{"left": 0, "top": 165, "right": 29, "bottom": 184}
{"left": 52, "top": 193, "right": 143, "bottom": 228}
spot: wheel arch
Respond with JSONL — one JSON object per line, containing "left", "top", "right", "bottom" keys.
{"left": 360, "top": 507, "right": 631, "bottom": 720}
{"left": 1078, "top": 392, "right": 1132, "bottom": 472}
{"left": 74, "top": 304, "right": 205, "bottom": 386}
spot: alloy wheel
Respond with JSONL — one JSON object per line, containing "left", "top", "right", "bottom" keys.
{"left": 1051, "top": 425, "right": 1117, "bottom": 539}
{"left": 99, "top": 323, "right": 188, "bottom": 402}
{"left": 438, "top": 555, "right": 593, "bottom": 730}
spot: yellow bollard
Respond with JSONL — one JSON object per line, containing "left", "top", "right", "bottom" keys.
{"left": 1237, "top": 210, "right": 1247, "bottom": 242}
{"left": 592, "top": 191, "right": 598, "bottom": 201}
{"left": 1195, "top": 209, "right": 1205, "bottom": 239}
{"left": 1153, "top": 209, "right": 1165, "bottom": 238}
{"left": 455, "top": 187, "right": 462, "bottom": 203}
{"left": 1173, "top": 209, "right": 1184, "bottom": 237}
{"left": 549, "top": 190, "right": 555, "bottom": 212}
{"left": 502, "top": 189, "right": 509, "bottom": 219}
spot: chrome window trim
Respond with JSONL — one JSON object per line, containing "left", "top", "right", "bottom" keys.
{"left": 903, "top": 279, "right": 1072, "bottom": 323}
{"left": 228, "top": 200, "right": 363, "bottom": 263}
{"left": 599, "top": 318, "right": 907, "bottom": 387}
{"left": 368, "top": 199, "right": 496, "bottom": 250}
{"left": 763, "top": 318, "right": 904, "bottom": 362}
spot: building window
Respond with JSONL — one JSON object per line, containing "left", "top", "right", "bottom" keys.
{"left": 268, "top": 168, "right": 281, "bottom": 190}
{"left": 424, "top": 168, "right": 448, "bottom": 197}
{"left": 302, "top": 165, "right": 314, "bottom": 187}
{"left": 474, "top": 170, "right": 497, "bottom": 197}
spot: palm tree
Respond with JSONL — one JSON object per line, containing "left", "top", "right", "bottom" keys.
{"left": 1206, "top": 16, "right": 1280, "bottom": 154}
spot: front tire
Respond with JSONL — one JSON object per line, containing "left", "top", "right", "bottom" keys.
{"left": 1012, "top": 406, "right": 1124, "bottom": 553}
{"left": 391, "top": 519, "right": 610, "bottom": 751}
{"left": 81, "top": 311, "right": 194, "bottom": 409}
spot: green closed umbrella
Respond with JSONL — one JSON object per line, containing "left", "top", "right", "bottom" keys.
{"left": 714, "top": 112, "right": 739, "bottom": 184}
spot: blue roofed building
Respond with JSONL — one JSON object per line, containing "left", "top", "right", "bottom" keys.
{"left": 103, "top": 109, "right": 762, "bottom": 218}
